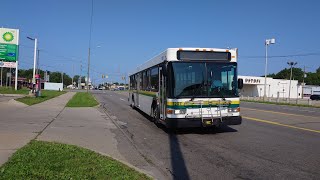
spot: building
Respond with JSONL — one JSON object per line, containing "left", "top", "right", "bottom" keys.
{"left": 239, "top": 76, "right": 302, "bottom": 99}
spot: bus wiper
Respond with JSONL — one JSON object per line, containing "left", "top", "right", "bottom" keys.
{"left": 218, "top": 89, "right": 226, "bottom": 101}
{"left": 190, "top": 81, "right": 205, "bottom": 101}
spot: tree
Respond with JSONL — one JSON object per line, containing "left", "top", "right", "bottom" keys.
{"left": 316, "top": 66, "right": 320, "bottom": 74}
{"left": 73, "top": 75, "right": 80, "bottom": 86}
{"left": 265, "top": 66, "right": 320, "bottom": 85}
{"left": 305, "top": 72, "right": 320, "bottom": 86}
{"left": 273, "top": 67, "right": 304, "bottom": 82}
{"left": 49, "top": 72, "right": 62, "bottom": 84}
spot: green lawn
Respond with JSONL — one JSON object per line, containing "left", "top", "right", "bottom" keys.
{"left": 16, "top": 90, "right": 66, "bottom": 105}
{"left": 0, "top": 140, "right": 151, "bottom": 180}
{"left": 0, "top": 87, "right": 29, "bottom": 95}
{"left": 66, "top": 92, "right": 99, "bottom": 107}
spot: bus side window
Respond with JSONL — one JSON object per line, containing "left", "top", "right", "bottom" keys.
{"left": 151, "top": 67, "right": 159, "bottom": 92}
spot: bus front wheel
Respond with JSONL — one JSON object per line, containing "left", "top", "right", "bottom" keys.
{"left": 152, "top": 106, "right": 160, "bottom": 124}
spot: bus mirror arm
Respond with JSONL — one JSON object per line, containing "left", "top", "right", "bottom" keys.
{"left": 238, "top": 78, "right": 244, "bottom": 89}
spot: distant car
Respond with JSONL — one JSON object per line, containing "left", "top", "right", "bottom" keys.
{"left": 310, "top": 95, "right": 320, "bottom": 101}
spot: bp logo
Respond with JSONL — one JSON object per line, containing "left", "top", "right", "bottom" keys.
{"left": 2, "top": 32, "right": 14, "bottom": 42}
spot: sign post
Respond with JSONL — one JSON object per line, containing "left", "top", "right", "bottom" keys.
{"left": 0, "top": 28, "right": 19, "bottom": 90}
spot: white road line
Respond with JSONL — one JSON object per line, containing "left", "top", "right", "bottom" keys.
{"left": 120, "top": 98, "right": 125, "bottom": 101}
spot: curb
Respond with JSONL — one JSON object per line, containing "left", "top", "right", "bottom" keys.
{"left": 98, "top": 105, "right": 157, "bottom": 179}
{"left": 0, "top": 93, "right": 25, "bottom": 97}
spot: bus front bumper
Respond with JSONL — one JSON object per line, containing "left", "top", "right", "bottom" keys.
{"left": 165, "top": 116, "right": 242, "bottom": 128}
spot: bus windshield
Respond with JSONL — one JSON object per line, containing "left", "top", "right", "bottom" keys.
{"left": 170, "top": 62, "right": 238, "bottom": 98}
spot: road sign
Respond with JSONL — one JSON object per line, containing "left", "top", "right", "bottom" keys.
{"left": 0, "top": 61, "right": 16, "bottom": 68}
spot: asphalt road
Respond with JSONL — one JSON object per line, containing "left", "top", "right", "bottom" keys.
{"left": 92, "top": 90, "right": 320, "bottom": 180}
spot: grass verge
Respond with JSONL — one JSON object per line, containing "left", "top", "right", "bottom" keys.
{"left": 0, "top": 140, "right": 151, "bottom": 180}
{"left": 16, "top": 90, "right": 66, "bottom": 105}
{"left": 0, "top": 87, "right": 29, "bottom": 95}
{"left": 242, "top": 99, "right": 320, "bottom": 108}
{"left": 66, "top": 92, "right": 99, "bottom": 107}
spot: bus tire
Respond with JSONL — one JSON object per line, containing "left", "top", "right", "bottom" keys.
{"left": 130, "top": 95, "right": 135, "bottom": 108}
{"left": 152, "top": 106, "right": 160, "bottom": 124}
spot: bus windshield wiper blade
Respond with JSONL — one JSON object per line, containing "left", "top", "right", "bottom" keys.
{"left": 218, "top": 88, "right": 226, "bottom": 101}
{"left": 190, "top": 81, "right": 205, "bottom": 101}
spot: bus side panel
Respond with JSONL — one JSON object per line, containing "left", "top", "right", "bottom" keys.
{"left": 138, "top": 94, "right": 153, "bottom": 116}
{"left": 134, "top": 91, "right": 139, "bottom": 107}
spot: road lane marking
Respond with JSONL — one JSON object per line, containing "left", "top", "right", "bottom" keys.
{"left": 241, "top": 107, "right": 319, "bottom": 119}
{"left": 120, "top": 98, "right": 125, "bottom": 101}
{"left": 243, "top": 116, "right": 320, "bottom": 134}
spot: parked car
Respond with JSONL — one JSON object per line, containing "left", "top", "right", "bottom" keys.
{"left": 310, "top": 94, "right": 320, "bottom": 101}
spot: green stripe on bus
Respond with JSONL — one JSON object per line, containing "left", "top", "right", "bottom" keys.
{"left": 167, "top": 104, "right": 239, "bottom": 109}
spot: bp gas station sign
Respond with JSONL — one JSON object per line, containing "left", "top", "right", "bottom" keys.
{"left": 0, "top": 28, "right": 19, "bottom": 65}
{"left": 0, "top": 28, "right": 20, "bottom": 90}
{"left": 0, "top": 44, "right": 18, "bottom": 62}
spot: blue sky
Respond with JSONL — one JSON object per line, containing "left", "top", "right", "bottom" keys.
{"left": 2, "top": 0, "right": 320, "bottom": 83}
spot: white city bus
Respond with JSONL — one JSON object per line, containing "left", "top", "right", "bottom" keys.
{"left": 129, "top": 48, "right": 243, "bottom": 128}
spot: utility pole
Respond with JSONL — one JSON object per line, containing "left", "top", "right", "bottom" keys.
{"left": 61, "top": 71, "right": 63, "bottom": 87}
{"left": 72, "top": 64, "right": 74, "bottom": 88}
{"left": 79, "top": 60, "right": 82, "bottom": 89}
{"left": 287, "top": 61, "right": 297, "bottom": 99}
{"left": 87, "top": 0, "right": 94, "bottom": 93}
{"left": 87, "top": 47, "right": 91, "bottom": 92}
{"left": 302, "top": 66, "right": 305, "bottom": 99}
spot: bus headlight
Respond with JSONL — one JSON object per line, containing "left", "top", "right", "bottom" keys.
{"left": 174, "top": 109, "right": 186, "bottom": 114}
{"left": 228, "top": 107, "right": 240, "bottom": 112}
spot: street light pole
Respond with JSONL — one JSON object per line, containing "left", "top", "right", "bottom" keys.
{"left": 86, "top": 0, "right": 94, "bottom": 93}
{"left": 287, "top": 61, "right": 297, "bottom": 99}
{"left": 264, "top": 38, "right": 275, "bottom": 101}
{"left": 37, "top": 49, "right": 40, "bottom": 75}
{"left": 27, "top": 37, "right": 37, "bottom": 84}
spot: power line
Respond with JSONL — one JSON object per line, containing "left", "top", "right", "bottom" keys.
{"left": 240, "top": 52, "right": 320, "bottom": 59}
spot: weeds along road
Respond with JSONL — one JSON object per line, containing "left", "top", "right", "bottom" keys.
{"left": 92, "top": 90, "right": 320, "bottom": 180}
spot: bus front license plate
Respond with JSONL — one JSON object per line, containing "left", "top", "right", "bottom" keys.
{"left": 205, "top": 120, "right": 212, "bottom": 125}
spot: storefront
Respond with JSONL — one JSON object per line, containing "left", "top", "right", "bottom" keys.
{"left": 238, "top": 76, "right": 302, "bottom": 99}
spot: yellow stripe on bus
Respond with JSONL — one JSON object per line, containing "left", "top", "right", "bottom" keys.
{"left": 167, "top": 100, "right": 240, "bottom": 106}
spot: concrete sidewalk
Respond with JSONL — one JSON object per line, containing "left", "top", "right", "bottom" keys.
{"left": 37, "top": 107, "right": 125, "bottom": 161}
{"left": 0, "top": 92, "right": 75, "bottom": 166}
{"left": 0, "top": 92, "right": 154, "bottom": 177}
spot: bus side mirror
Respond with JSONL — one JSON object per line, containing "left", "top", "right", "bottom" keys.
{"left": 162, "top": 62, "right": 168, "bottom": 76}
{"left": 238, "top": 78, "right": 243, "bottom": 89}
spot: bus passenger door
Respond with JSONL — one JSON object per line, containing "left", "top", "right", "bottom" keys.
{"left": 135, "top": 73, "right": 140, "bottom": 107}
{"left": 159, "top": 67, "right": 166, "bottom": 120}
